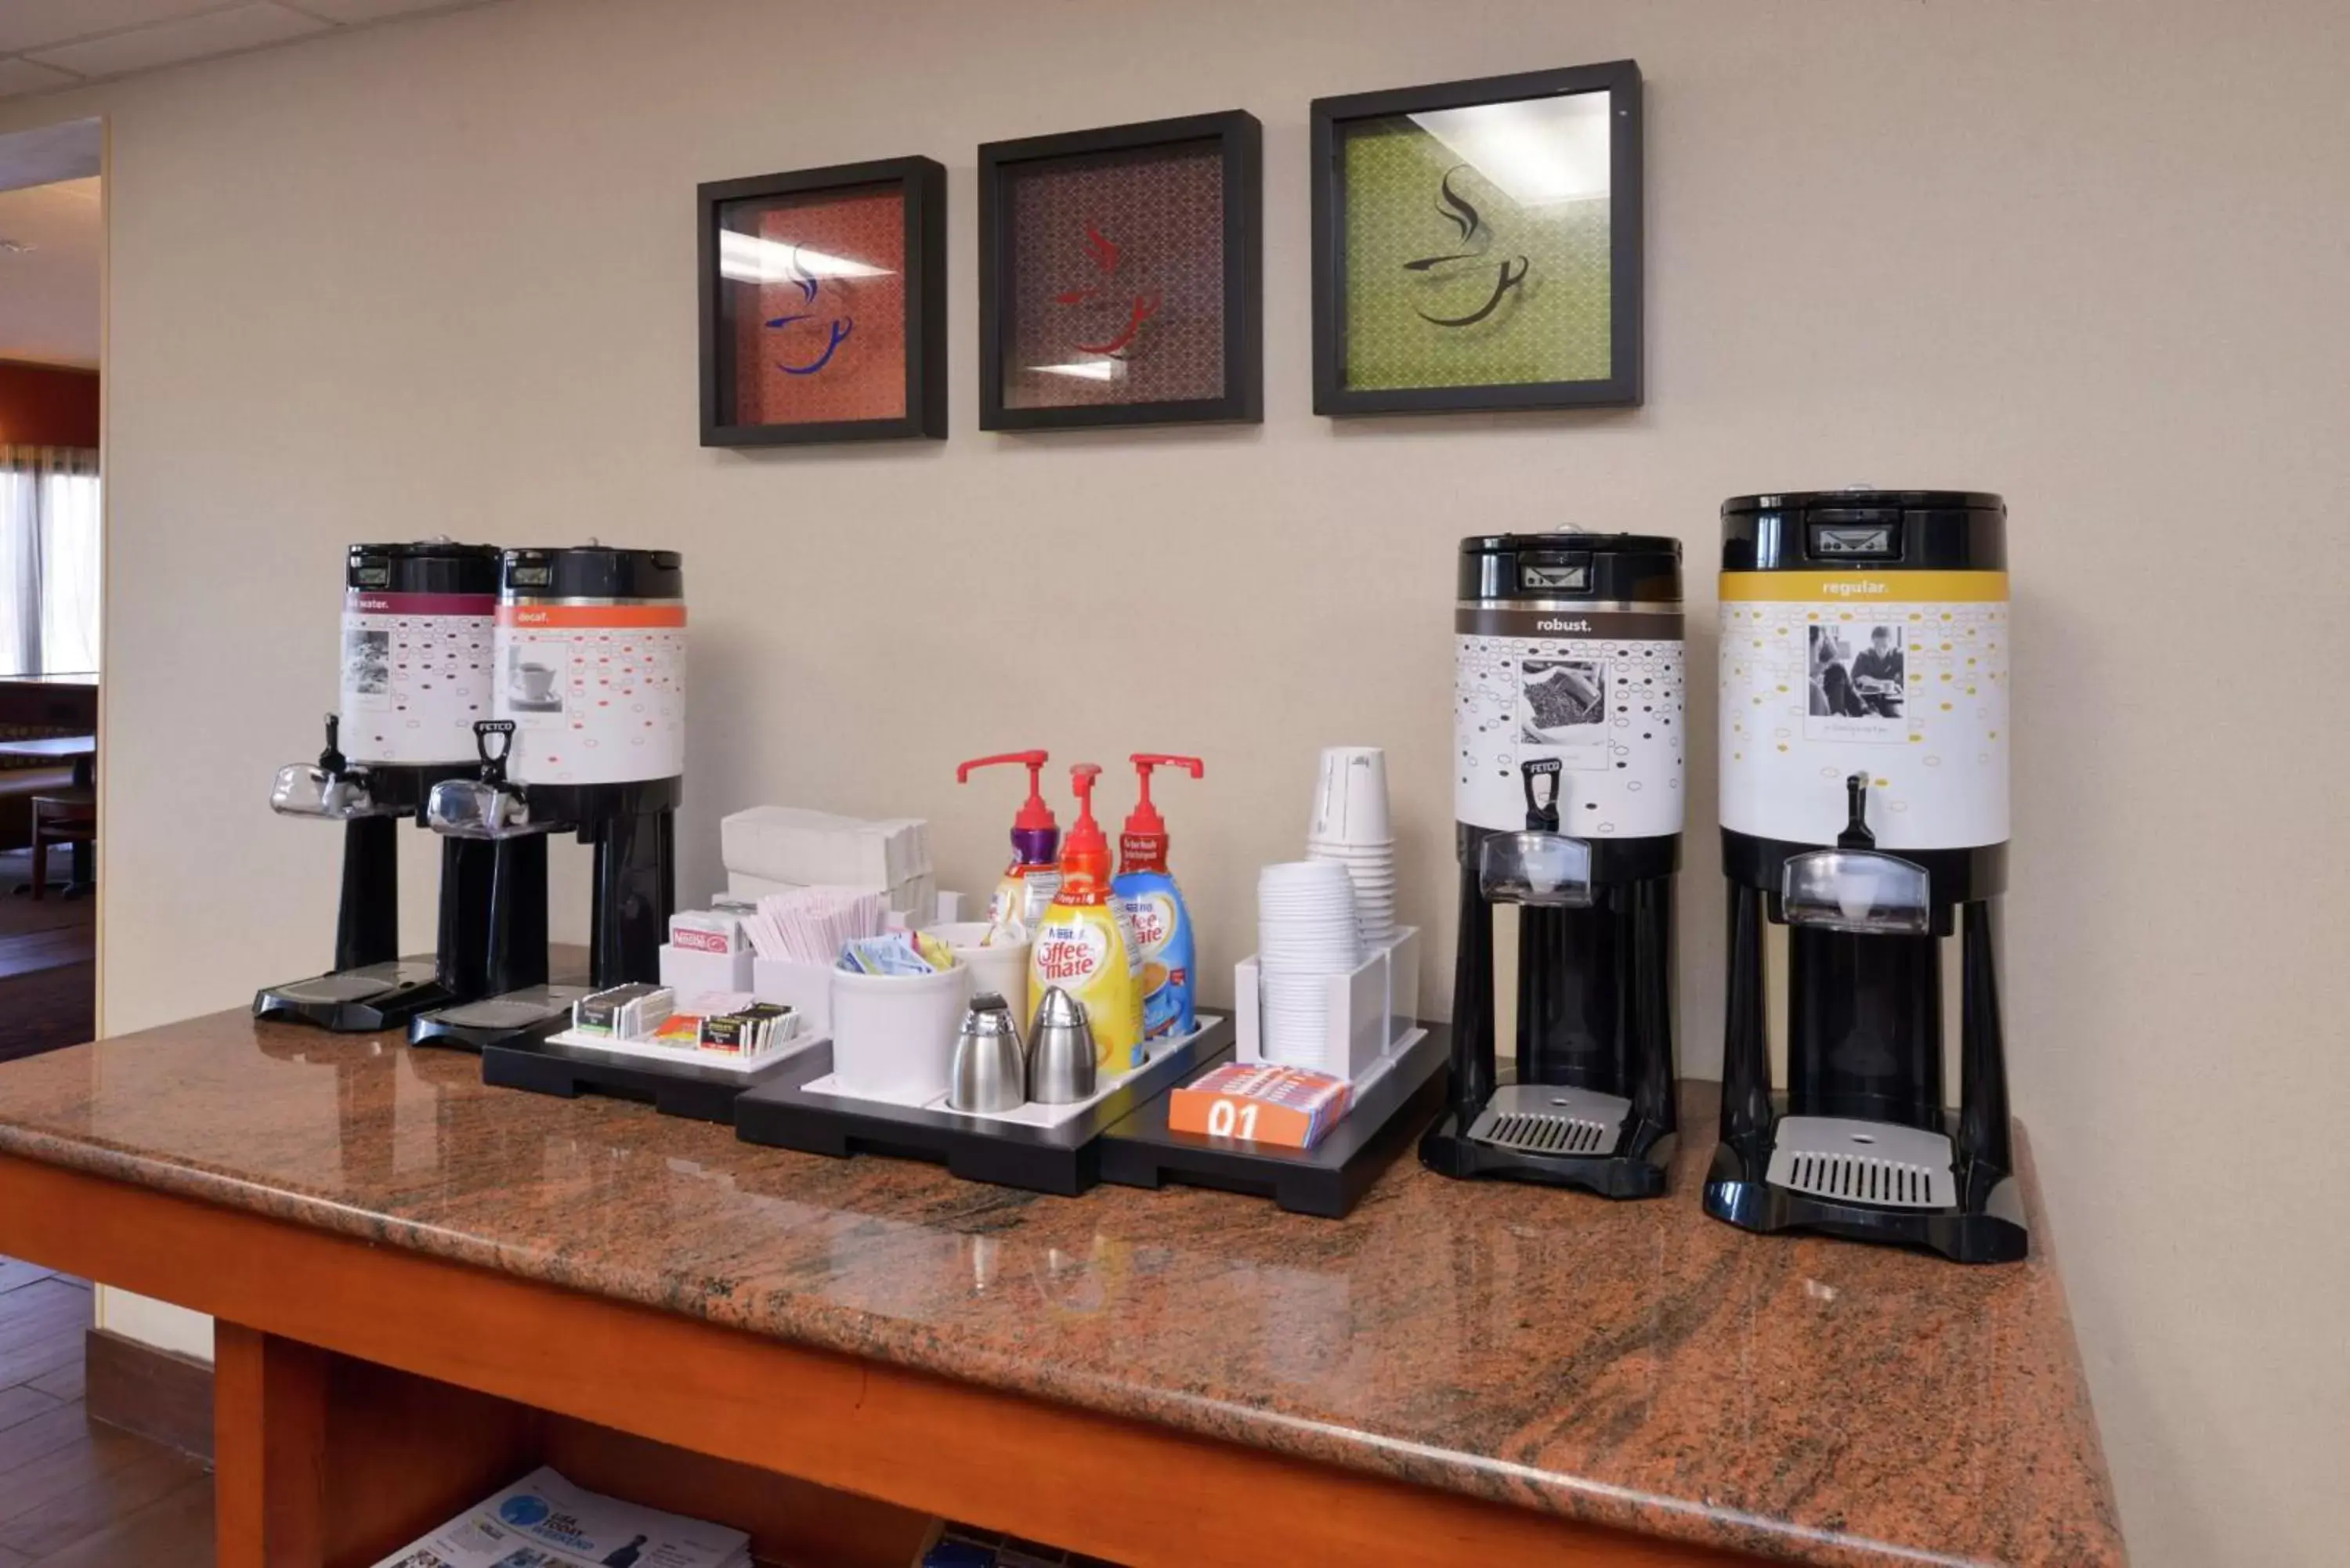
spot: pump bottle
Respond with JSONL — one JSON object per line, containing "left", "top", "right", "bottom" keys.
{"left": 956, "top": 750, "right": 1061, "bottom": 935}
{"left": 1112, "top": 753, "right": 1203, "bottom": 1039}
{"left": 1027, "top": 764, "right": 1144, "bottom": 1071}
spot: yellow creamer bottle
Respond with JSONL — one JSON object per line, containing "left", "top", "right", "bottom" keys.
{"left": 1027, "top": 763, "right": 1144, "bottom": 1071}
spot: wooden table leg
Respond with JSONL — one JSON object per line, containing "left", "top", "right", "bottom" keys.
{"left": 215, "top": 1322, "right": 329, "bottom": 1568}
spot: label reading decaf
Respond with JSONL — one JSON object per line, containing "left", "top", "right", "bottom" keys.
{"left": 1453, "top": 605, "right": 1686, "bottom": 837}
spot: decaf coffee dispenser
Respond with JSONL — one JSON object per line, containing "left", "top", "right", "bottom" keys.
{"left": 408, "top": 545, "right": 686, "bottom": 1049}
{"left": 1706, "top": 489, "right": 2025, "bottom": 1263}
{"left": 255, "top": 540, "right": 508, "bottom": 1031}
{"left": 1420, "top": 533, "right": 1684, "bottom": 1198}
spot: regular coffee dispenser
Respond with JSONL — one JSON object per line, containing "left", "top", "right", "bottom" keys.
{"left": 1706, "top": 490, "right": 2026, "bottom": 1263}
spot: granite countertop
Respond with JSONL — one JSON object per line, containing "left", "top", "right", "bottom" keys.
{"left": 0, "top": 1010, "right": 2124, "bottom": 1566}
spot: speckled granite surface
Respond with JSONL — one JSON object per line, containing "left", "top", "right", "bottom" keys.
{"left": 0, "top": 1010, "right": 2123, "bottom": 1566}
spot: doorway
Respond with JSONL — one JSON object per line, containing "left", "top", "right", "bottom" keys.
{"left": 0, "top": 117, "right": 101, "bottom": 1064}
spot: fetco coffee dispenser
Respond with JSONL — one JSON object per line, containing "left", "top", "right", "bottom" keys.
{"left": 255, "top": 540, "right": 508, "bottom": 1031}
{"left": 1420, "top": 533, "right": 1683, "bottom": 1198}
{"left": 1706, "top": 489, "right": 2026, "bottom": 1263}
{"left": 409, "top": 545, "right": 686, "bottom": 1049}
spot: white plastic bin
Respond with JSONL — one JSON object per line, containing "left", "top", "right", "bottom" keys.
{"left": 830, "top": 962, "right": 973, "bottom": 1102}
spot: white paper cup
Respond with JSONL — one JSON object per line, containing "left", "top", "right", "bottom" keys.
{"left": 830, "top": 961, "right": 972, "bottom": 1101}
{"left": 1309, "top": 746, "right": 1392, "bottom": 844}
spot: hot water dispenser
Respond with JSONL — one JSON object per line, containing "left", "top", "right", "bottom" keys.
{"left": 1705, "top": 489, "right": 2026, "bottom": 1263}
{"left": 255, "top": 540, "right": 508, "bottom": 1031}
{"left": 1419, "top": 533, "right": 1684, "bottom": 1198}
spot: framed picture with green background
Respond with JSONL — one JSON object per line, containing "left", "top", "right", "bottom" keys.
{"left": 1311, "top": 62, "right": 1642, "bottom": 415}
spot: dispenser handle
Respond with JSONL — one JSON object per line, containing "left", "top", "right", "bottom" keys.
{"left": 956, "top": 750, "right": 1049, "bottom": 783}
{"left": 1520, "top": 757, "right": 1564, "bottom": 833}
{"left": 1129, "top": 753, "right": 1204, "bottom": 779}
{"left": 317, "top": 712, "right": 350, "bottom": 775}
{"left": 474, "top": 719, "right": 517, "bottom": 785}
{"left": 1837, "top": 771, "right": 1876, "bottom": 850}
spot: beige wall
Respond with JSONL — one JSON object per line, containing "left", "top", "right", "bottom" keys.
{"left": 9, "top": 0, "right": 2346, "bottom": 1560}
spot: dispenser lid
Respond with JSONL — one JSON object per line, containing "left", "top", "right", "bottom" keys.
{"left": 1458, "top": 532, "right": 1683, "bottom": 605}
{"left": 346, "top": 540, "right": 501, "bottom": 597}
{"left": 502, "top": 545, "right": 685, "bottom": 600}
{"left": 1721, "top": 489, "right": 2007, "bottom": 573}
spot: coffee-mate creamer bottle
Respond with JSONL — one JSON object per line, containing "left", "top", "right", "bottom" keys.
{"left": 1028, "top": 764, "right": 1144, "bottom": 1070}
{"left": 1112, "top": 753, "right": 1203, "bottom": 1040}
{"left": 956, "top": 750, "right": 1062, "bottom": 934}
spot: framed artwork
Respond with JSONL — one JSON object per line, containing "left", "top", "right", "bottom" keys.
{"left": 978, "top": 110, "right": 1262, "bottom": 431}
{"left": 699, "top": 156, "right": 945, "bottom": 446}
{"left": 1311, "top": 62, "right": 1643, "bottom": 416}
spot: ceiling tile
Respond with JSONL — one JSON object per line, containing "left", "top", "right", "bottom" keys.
{"left": 289, "top": 0, "right": 461, "bottom": 20}
{"left": 0, "top": 0, "right": 230, "bottom": 57}
{"left": 0, "top": 59, "right": 86, "bottom": 99}
{"left": 24, "top": 2, "right": 331, "bottom": 79}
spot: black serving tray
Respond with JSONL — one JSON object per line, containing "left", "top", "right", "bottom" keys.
{"left": 732, "top": 1017, "right": 1232, "bottom": 1195}
{"left": 1096, "top": 1023, "right": 1451, "bottom": 1218}
{"left": 482, "top": 1033, "right": 827, "bottom": 1124}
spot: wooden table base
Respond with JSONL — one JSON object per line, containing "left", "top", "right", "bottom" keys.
{"left": 0, "top": 1152, "right": 1748, "bottom": 1568}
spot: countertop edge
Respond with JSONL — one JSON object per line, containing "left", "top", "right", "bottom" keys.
{"left": 0, "top": 1115, "right": 2028, "bottom": 1568}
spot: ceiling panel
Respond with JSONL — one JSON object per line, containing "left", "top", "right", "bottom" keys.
{"left": 24, "top": 2, "right": 331, "bottom": 78}
{"left": 0, "top": 0, "right": 230, "bottom": 58}
{"left": 0, "top": 58, "right": 83, "bottom": 99}
{"left": 0, "top": 178, "right": 103, "bottom": 368}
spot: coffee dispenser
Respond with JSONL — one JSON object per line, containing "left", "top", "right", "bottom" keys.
{"left": 409, "top": 545, "right": 686, "bottom": 1049}
{"left": 1706, "top": 489, "right": 2025, "bottom": 1263}
{"left": 256, "top": 540, "right": 508, "bottom": 1031}
{"left": 1419, "top": 533, "right": 1683, "bottom": 1198}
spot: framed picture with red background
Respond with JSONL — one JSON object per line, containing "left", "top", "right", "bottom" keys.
{"left": 978, "top": 111, "right": 1262, "bottom": 432}
{"left": 699, "top": 156, "right": 946, "bottom": 445}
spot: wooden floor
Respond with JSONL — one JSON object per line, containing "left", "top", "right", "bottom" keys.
{"left": 0, "top": 1260, "right": 212, "bottom": 1566}
{"left": 0, "top": 851, "right": 95, "bottom": 1066}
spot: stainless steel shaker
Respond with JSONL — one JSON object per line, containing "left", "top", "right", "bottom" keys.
{"left": 949, "top": 992, "right": 1027, "bottom": 1114}
{"left": 1027, "top": 986, "right": 1097, "bottom": 1104}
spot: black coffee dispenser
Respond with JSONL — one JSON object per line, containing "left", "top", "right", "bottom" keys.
{"left": 1705, "top": 490, "right": 2025, "bottom": 1263}
{"left": 255, "top": 541, "right": 515, "bottom": 1032}
{"left": 1419, "top": 533, "right": 1685, "bottom": 1198}
{"left": 408, "top": 546, "right": 685, "bottom": 1050}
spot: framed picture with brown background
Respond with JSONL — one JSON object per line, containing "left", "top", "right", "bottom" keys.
{"left": 978, "top": 111, "right": 1262, "bottom": 431}
{"left": 1312, "top": 63, "right": 1643, "bottom": 415}
{"left": 699, "top": 156, "right": 946, "bottom": 445}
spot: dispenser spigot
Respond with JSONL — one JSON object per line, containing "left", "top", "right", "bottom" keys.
{"left": 1520, "top": 757, "right": 1564, "bottom": 833}
{"left": 1837, "top": 771, "right": 1876, "bottom": 850}
{"left": 423, "top": 720, "right": 537, "bottom": 839}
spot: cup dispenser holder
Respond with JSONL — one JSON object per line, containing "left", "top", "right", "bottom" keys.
{"left": 1780, "top": 772, "right": 1930, "bottom": 935}
{"left": 425, "top": 721, "right": 539, "bottom": 840}
{"left": 270, "top": 714, "right": 399, "bottom": 821}
{"left": 1477, "top": 757, "right": 1596, "bottom": 909}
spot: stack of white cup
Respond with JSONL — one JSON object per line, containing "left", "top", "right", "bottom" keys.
{"left": 1256, "top": 861, "right": 1361, "bottom": 1071}
{"left": 1306, "top": 746, "right": 1396, "bottom": 949}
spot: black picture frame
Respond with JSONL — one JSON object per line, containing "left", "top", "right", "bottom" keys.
{"left": 978, "top": 110, "right": 1263, "bottom": 431}
{"left": 698, "top": 155, "right": 946, "bottom": 446}
{"left": 1311, "top": 62, "right": 1643, "bottom": 417}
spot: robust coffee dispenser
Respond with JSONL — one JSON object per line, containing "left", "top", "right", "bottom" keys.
{"left": 408, "top": 545, "right": 686, "bottom": 1050}
{"left": 1706, "top": 489, "right": 2025, "bottom": 1263}
{"left": 1420, "top": 533, "right": 1684, "bottom": 1198}
{"left": 256, "top": 540, "right": 508, "bottom": 1031}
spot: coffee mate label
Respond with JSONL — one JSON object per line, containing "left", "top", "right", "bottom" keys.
{"left": 1124, "top": 889, "right": 1178, "bottom": 963}
{"left": 1032, "top": 916, "right": 1111, "bottom": 988}
{"left": 1454, "top": 605, "right": 1686, "bottom": 837}
{"left": 1029, "top": 907, "right": 1144, "bottom": 1068}
{"left": 1719, "top": 570, "right": 2009, "bottom": 849}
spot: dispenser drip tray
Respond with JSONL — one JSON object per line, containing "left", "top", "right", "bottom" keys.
{"left": 1466, "top": 1084, "right": 1630, "bottom": 1158}
{"left": 1766, "top": 1116, "right": 1956, "bottom": 1209}
{"left": 266, "top": 959, "right": 436, "bottom": 1006}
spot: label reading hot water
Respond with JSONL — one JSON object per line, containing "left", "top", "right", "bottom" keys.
{"left": 1453, "top": 605, "right": 1686, "bottom": 837}
{"left": 338, "top": 591, "right": 495, "bottom": 767}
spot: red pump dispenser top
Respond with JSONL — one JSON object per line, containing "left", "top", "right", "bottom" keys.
{"left": 1058, "top": 764, "right": 1112, "bottom": 890}
{"left": 1121, "top": 753, "right": 1202, "bottom": 873}
{"left": 956, "top": 750, "right": 1058, "bottom": 865}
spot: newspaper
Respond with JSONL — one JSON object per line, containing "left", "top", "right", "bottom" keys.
{"left": 369, "top": 1467, "right": 750, "bottom": 1568}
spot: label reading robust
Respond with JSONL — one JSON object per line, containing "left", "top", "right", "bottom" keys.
{"left": 1719, "top": 570, "right": 2008, "bottom": 849}
{"left": 1454, "top": 605, "right": 1686, "bottom": 837}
